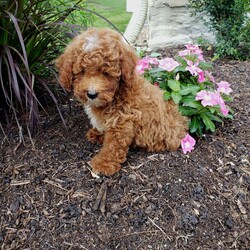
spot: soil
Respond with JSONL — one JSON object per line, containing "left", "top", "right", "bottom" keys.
{"left": 0, "top": 49, "right": 249, "bottom": 250}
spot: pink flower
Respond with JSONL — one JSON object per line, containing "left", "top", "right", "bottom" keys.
{"left": 205, "top": 71, "right": 215, "bottom": 83}
{"left": 179, "top": 49, "right": 190, "bottom": 57}
{"left": 179, "top": 44, "right": 204, "bottom": 61}
{"left": 197, "top": 53, "right": 204, "bottom": 61}
{"left": 216, "top": 81, "right": 232, "bottom": 95}
{"left": 186, "top": 60, "right": 202, "bottom": 76}
{"left": 196, "top": 91, "right": 230, "bottom": 116}
{"left": 185, "top": 44, "right": 203, "bottom": 54}
{"left": 147, "top": 57, "right": 159, "bottom": 65}
{"left": 195, "top": 90, "right": 218, "bottom": 106}
{"left": 136, "top": 58, "right": 149, "bottom": 74}
{"left": 136, "top": 57, "right": 159, "bottom": 74}
{"left": 219, "top": 102, "right": 229, "bottom": 116}
{"left": 158, "top": 58, "right": 180, "bottom": 72}
{"left": 215, "top": 92, "right": 230, "bottom": 116}
{"left": 198, "top": 71, "right": 205, "bottom": 83}
{"left": 154, "top": 82, "right": 160, "bottom": 87}
{"left": 181, "top": 134, "right": 196, "bottom": 154}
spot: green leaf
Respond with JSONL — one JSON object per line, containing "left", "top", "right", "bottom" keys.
{"left": 164, "top": 91, "right": 171, "bottom": 100}
{"left": 175, "top": 56, "right": 188, "bottom": 66}
{"left": 168, "top": 80, "right": 181, "bottom": 92}
{"left": 179, "top": 106, "right": 198, "bottom": 116}
{"left": 171, "top": 92, "right": 182, "bottom": 104}
{"left": 180, "top": 86, "right": 200, "bottom": 95}
{"left": 198, "top": 61, "right": 213, "bottom": 70}
{"left": 179, "top": 87, "right": 192, "bottom": 95}
{"left": 200, "top": 113, "right": 216, "bottom": 132}
{"left": 190, "top": 117, "right": 200, "bottom": 133}
{"left": 225, "top": 114, "right": 233, "bottom": 119}
{"left": 148, "top": 68, "right": 165, "bottom": 74}
{"left": 208, "top": 106, "right": 221, "bottom": 114}
{"left": 174, "top": 66, "right": 187, "bottom": 73}
{"left": 150, "top": 52, "right": 161, "bottom": 57}
{"left": 190, "top": 86, "right": 201, "bottom": 95}
{"left": 228, "top": 106, "right": 234, "bottom": 115}
{"left": 184, "top": 101, "right": 203, "bottom": 109}
{"left": 212, "top": 54, "right": 220, "bottom": 62}
{"left": 181, "top": 95, "right": 196, "bottom": 103}
{"left": 160, "top": 82, "right": 168, "bottom": 91}
{"left": 196, "top": 124, "right": 203, "bottom": 137}
{"left": 222, "top": 95, "right": 233, "bottom": 102}
{"left": 206, "top": 113, "right": 224, "bottom": 123}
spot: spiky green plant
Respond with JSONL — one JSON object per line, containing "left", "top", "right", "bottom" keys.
{"left": 0, "top": 0, "right": 91, "bottom": 140}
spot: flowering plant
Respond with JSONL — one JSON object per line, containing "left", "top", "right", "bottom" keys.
{"left": 136, "top": 45, "right": 233, "bottom": 153}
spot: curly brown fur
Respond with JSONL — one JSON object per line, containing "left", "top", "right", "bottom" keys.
{"left": 56, "top": 28, "right": 188, "bottom": 176}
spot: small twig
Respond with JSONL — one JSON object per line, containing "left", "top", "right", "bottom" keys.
{"left": 236, "top": 199, "right": 247, "bottom": 214}
{"left": 129, "top": 154, "right": 160, "bottom": 171}
{"left": 93, "top": 181, "right": 107, "bottom": 211}
{"left": 113, "top": 230, "right": 158, "bottom": 240}
{"left": 27, "top": 126, "right": 35, "bottom": 150}
{"left": 129, "top": 162, "right": 145, "bottom": 170}
{"left": 79, "top": 245, "right": 89, "bottom": 250}
{"left": 218, "top": 218, "right": 225, "bottom": 230}
{"left": 239, "top": 166, "right": 250, "bottom": 176}
{"left": 43, "top": 178, "right": 69, "bottom": 192}
{"left": 148, "top": 217, "right": 171, "bottom": 240}
{"left": 100, "top": 185, "right": 107, "bottom": 214}
{"left": 175, "top": 233, "right": 194, "bottom": 246}
{"left": 63, "top": 242, "right": 88, "bottom": 250}
{"left": 14, "top": 120, "right": 24, "bottom": 153}
{"left": 0, "top": 122, "right": 10, "bottom": 146}
{"left": 86, "top": 161, "right": 100, "bottom": 178}
{"left": 147, "top": 154, "right": 159, "bottom": 161}
{"left": 230, "top": 230, "right": 249, "bottom": 249}
{"left": 10, "top": 180, "right": 30, "bottom": 186}
{"left": 5, "top": 228, "right": 18, "bottom": 231}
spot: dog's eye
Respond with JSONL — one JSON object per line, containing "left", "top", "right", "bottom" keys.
{"left": 74, "top": 71, "right": 84, "bottom": 78}
{"left": 103, "top": 72, "right": 109, "bottom": 77}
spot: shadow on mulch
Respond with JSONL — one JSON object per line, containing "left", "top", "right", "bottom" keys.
{"left": 0, "top": 50, "right": 249, "bottom": 249}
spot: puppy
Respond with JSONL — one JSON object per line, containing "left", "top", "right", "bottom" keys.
{"left": 56, "top": 28, "right": 188, "bottom": 176}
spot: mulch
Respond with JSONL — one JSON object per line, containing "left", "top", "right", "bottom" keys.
{"left": 0, "top": 49, "right": 249, "bottom": 249}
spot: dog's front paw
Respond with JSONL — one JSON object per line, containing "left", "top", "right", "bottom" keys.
{"left": 86, "top": 128, "right": 104, "bottom": 144}
{"left": 90, "top": 156, "right": 121, "bottom": 176}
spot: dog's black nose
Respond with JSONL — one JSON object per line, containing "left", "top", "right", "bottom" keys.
{"left": 87, "top": 92, "right": 98, "bottom": 99}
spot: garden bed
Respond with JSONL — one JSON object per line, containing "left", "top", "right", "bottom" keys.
{"left": 0, "top": 50, "right": 249, "bottom": 249}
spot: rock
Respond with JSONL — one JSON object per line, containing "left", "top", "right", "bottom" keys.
{"left": 148, "top": 0, "right": 215, "bottom": 48}
{"left": 225, "top": 216, "right": 234, "bottom": 229}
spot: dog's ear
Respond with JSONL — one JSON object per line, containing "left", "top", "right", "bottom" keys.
{"left": 120, "top": 44, "right": 139, "bottom": 88}
{"left": 55, "top": 52, "right": 74, "bottom": 92}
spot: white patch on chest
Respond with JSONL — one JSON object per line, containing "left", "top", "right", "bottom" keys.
{"left": 84, "top": 105, "right": 104, "bottom": 132}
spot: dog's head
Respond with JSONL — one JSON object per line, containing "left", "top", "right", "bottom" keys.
{"left": 56, "top": 28, "right": 139, "bottom": 107}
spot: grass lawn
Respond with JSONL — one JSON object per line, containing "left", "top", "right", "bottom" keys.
{"left": 87, "top": 0, "right": 131, "bottom": 32}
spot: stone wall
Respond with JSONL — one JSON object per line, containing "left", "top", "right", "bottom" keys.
{"left": 147, "top": 0, "right": 215, "bottom": 49}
